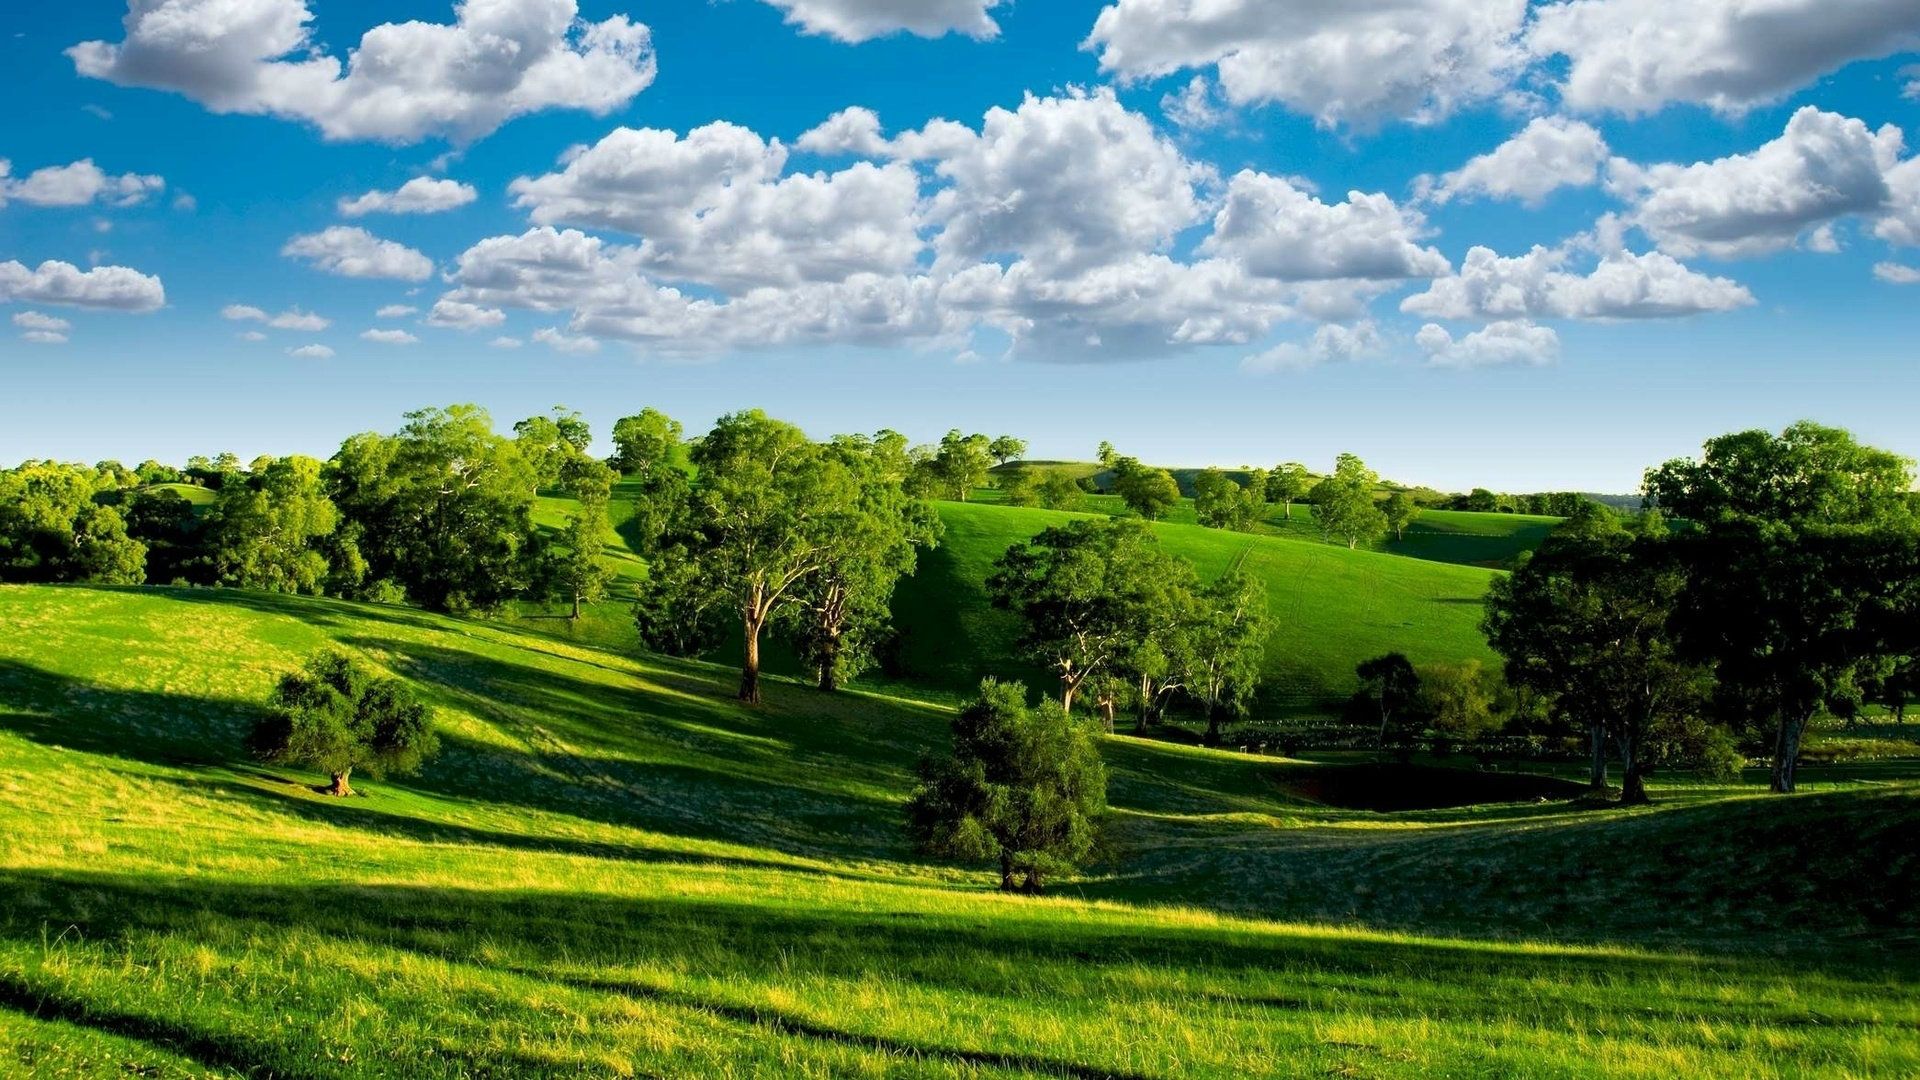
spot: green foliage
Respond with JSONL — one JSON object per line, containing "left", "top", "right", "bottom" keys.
{"left": 547, "top": 457, "right": 619, "bottom": 619}
{"left": 1193, "top": 468, "right": 1264, "bottom": 530}
{"left": 513, "top": 406, "right": 593, "bottom": 491}
{"left": 997, "top": 464, "right": 1040, "bottom": 507}
{"left": 1037, "top": 471, "right": 1086, "bottom": 512}
{"left": 643, "top": 411, "right": 865, "bottom": 702}
{"left": 1265, "top": 462, "right": 1310, "bottom": 520}
{"left": 987, "top": 518, "right": 1182, "bottom": 714}
{"left": 1311, "top": 454, "right": 1388, "bottom": 550}
{"left": 247, "top": 650, "right": 438, "bottom": 794}
{"left": 1112, "top": 457, "right": 1181, "bottom": 520}
{"left": 201, "top": 455, "right": 339, "bottom": 595}
{"left": 1417, "top": 660, "right": 1507, "bottom": 753}
{"left": 1382, "top": 490, "right": 1421, "bottom": 541}
{"left": 906, "top": 679, "right": 1106, "bottom": 891}
{"left": 1485, "top": 530, "right": 1703, "bottom": 802}
{"left": 121, "top": 487, "right": 201, "bottom": 584}
{"left": 987, "top": 435, "right": 1028, "bottom": 466}
{"left": 1185, "top": 570, "right": 1268, "bottom": 742}
{"left": 1352, "top": 653, "right": 1424, "bottom": 750}
{"left": 778, "top": 433, "right": 942, "bottom": 691}
{"left": 1647, "top": 421, "right": 1920, "bottom": 792}
{"left": 326, "top": 405, "right": 543, "bottom": 613}
{"left": 930, "top": 430, "right": 994, "bottom": 501}
{"left": 608, "top": 408, "right": 685, "bottom": 478}
{"left": 0, "top": 461, "right": 146, "bottom": 584}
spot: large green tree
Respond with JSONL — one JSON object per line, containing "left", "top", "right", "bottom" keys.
{"left": 248, "top": 651, "right": 439, "bottom": 797}
{"left": 201, "top": 455, "right": 339, "bottom": 594}
{"left": 988, "top": 518, "right": 1179, "bottom": 714}
{"left": 1266, "top": 463, "right": 1309, "bottom": 520}
{"left": 1183, "top": 570, "right": 1268, "bottom": 744}
{"left": 1352, "top": 653, "right": 1423, "bottom": 751}
{"left": 643, "top": 411, "right": 859, "bottom": 703}
{"left": 1382, "top": 490, "right": 1421, "bottom": 541}
{"left": 1484, "top": 524, "right": 1701, "bottom": 803}
{"left": 326, "top": 405, "right": 543, "bottom": 613}
{"left": 906, "top": 679, "right": 1106, "bottom": 893}
{"left": 549, "top": 457, "right": 619, "bottom": 621}
{"left": 1193, "top": 469, "right": 1261, "bottom": 530}
{"left": 1113, "top": 458, "right": 1180, "bottom": 521}
{"left": 933, "top": 430, "right": 994, "bottom": 501}
{"left": 1645, "top": 421, "right": 1919, "bottom": 792}
{"left": 779, "top": 433, "right": 941, "bottom": 691}
{"left": 609, "top": 408, "right": 685, "bottom": 478}
{"left": 1311, "top": 454, "right": 1387, "bottom": 550}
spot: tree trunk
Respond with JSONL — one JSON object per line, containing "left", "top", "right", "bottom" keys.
{"left": 1376, "top": 702, "right": 1390, "bottom": 751}
{"left": 1022, "top": 868, "right": 1043, "bottom": 895}
{"left": 1771, "top": 709, "right": 1810, "bottom": 793}
{"left": 1204, "top": 708, "right": 1223, "bottom": 746}
{"left": 1588, "top": 721, "right": 1609, "bottom": 791}
{"left": 816, "top": 632, "right": 841, "bottom": 692}
{"left": 1617, "top": 729, "right": 1648, "bottom": 806}
{"left": 1135, "top": 676, "right": 1153, "bottom": 735}
{"left": 999, "top": 852, "right": 1016, "bottom": 892}
{"left": 1284, "top": 500, "right": 1292, "bottom": 521}
{"left": 571, "top": 592, "right": 582, "bottom": 621}
{"left": 326, "top": 767, "right": 353, "bottom": 797}
{"left": 739, "top": 615, "right": 763, "bottom": 704}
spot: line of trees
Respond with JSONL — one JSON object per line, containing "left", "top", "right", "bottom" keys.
{"left": 1486, "top": 422, "right": 1920, "bottom": 798}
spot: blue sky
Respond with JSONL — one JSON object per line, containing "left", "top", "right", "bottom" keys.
{"left": 2, "top": 0, "right": 1918, "bottom": 492}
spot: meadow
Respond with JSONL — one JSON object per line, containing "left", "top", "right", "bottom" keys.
{"left": 2, "top": 583, "right": 1916, "bottom": 1078}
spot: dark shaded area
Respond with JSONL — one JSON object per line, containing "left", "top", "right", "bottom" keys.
{"left": 1273, "top": 763, "right": 1587, "bottom": 812}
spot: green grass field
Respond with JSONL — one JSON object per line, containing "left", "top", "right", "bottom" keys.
{"left": 893, "top": 503, "right": 1500, "bottom": 715}
{"left": 0, "top": 583, "right": 1915, "bottom": 1077}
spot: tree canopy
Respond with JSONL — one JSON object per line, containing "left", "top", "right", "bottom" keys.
{"left": 248, "top": 650, "right": 439, "bottom": 796}
{"left": 906, "top": 679, "right": 1106, "bottom": 893}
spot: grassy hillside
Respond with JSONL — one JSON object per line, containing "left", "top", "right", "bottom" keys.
{"left": 971, "top": 485, "right": 1557, "bottom": 569}
{"left": 1, "top": 584, "right": 1916, "bottom": 1077}
{"left": 893, "top": 502, "right": 1500, "bottom": 716}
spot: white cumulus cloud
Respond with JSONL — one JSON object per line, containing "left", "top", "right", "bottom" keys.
{"left": 286, "top": 343, "right": 334, "bottom": 358}
{"left": 1242, "top": 321, "right": 1384, "bottom": 373}
{"left": 339, "top": 177, "right": 477, "bottom": 216}
{"left": 0, "top": 158, "right": 164, "bottom": 208}
{"left": 757, "top": 0, "right": 1004, "bottom": 42}
{"left": 222, "top": 303, "right": 330, "bottom": 330}
{"left": 283, "top": 226, "right": 433, "bottom": 280}
{"left": 361, "top": 327, "right": 419, "bottom": 344}
{"left": 70, "top": 0, "right": 657, "bottom": 144}
{"left": 1529, "top": 0, "right": 1920, "bottom": 116}
{"left": 1402, "top": 242, "right": 1754, "bottom": 320}
{"left": 1084, "top": 0, "right": 1531, "bottom": 128}
{"left": 1609, "top": 106, "right": 1904, "bottom": 259}
{"left": 0, "top": 259, "right": 165, "bottom": 311}
{"left": 1202, "top": 171, "right": 1451, "bottom": 282}
{"left": 1416, "top": 319, "right": 1560, "bottom": 368}
{"left": 1420, "top": 117, "right": 1609, "bottom": 206}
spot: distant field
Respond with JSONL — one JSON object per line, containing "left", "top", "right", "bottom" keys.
{"left": 893, "top": 502, "right": 1501, "bottom": 716}
{"left": 1, "top": 583, "right": 1914, "bottom": 1077}
{"left": 138, "top": 482, "right": 218, "bottom": 507}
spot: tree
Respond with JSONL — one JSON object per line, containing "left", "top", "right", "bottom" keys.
{"left": 1038, "top": 472, "right": 1086, "bottom": 512}
{"left": 248, "top": 651, "right": 438, "bottom": 796}
{"left": 644, "top": 411, "right": 858, "bottom": 703}
{"left": 550, "top": 458, "right": 618, "bottom": 620}
{"left": 0, "top": 462, "right": 146, "bottom": 584}
{"left": 1096, "top": 441, "right": 1117, "bottom": 469}
{"left": 998, "top": 464, "right": 1040, "bottom": 507}
{"left": 1113, "top": 459, "right": 1180, "bottom": 521}
{"left": 988, "top": 518, "right": 1177, "bottom": 714}
{"left": 779, "top": 434, "right": 940, "bottom": 692}
{"left": 1266, "top": 463, "right": 1309, "bottom": 520}
{"left": 1194, "top": 469, "right": 1258, "bottom": 530}
{"left": 988, "top": 436, "right": 1028, "bottom": 466}
{"left": 1311, "top": 454, "right": 1387, "bottom": 550}
{"left": 906, "top": 679, "right": 1106, "bottom": 893}
{"left": 326, "top": 405, "right": 543, "bottom": 613}
{"left": 514, "top": 407, "right": 592, "bottom": 492}
{"left": 1183, "top": 570, "right": 1268, "bottom": 744}
{"left": 933, "top": 430, "right": 993, "bottom": 501}
{"left": 1353, "top": 653, "right": 1423, "bottom": 751}
{"left": 1382, "top": 490, "right": 1421, "bottom": 541}
{"left": 201, "top": 455, "right": 339, "bottom": 594}
{"left": 1419, "top": 661, "right": 1507, "bottom": 754}
{"left": 1484, "top": 526, "right": 1701, "bottom": 803}
{"left": 1645, "top": 421, "right": 1919, "bottom": 792}
{"left": 122, "top": 487, "right": 203, "bottom": 585}
{"left": 609, "top": 408, "right": 685, "bottom": 477}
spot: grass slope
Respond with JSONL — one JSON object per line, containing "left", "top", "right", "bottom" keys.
{"left": 893, "top": 502, "right": 1500, "bottom": 716}
{"left": 1, "top": 584, "right": 1917, "bottom": 1077}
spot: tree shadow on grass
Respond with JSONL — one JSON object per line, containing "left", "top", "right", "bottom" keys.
{"left": 2, "top": 867, "right": 1908, "bottom": 1080}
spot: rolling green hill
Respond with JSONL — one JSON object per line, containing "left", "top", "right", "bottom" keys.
{"left": 1, "top": 584, "right": 1917, "bottom": 1077}
{"left": 892, "top": 502, "right": 1500, "bottom": 717}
